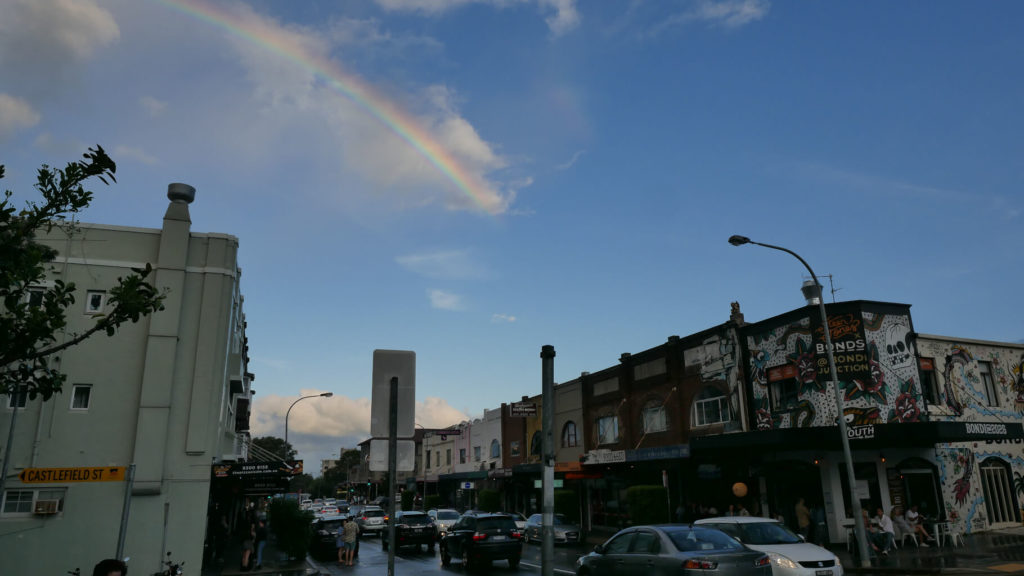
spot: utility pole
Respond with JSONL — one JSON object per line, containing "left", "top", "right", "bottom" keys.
{"left": 540, "top": 345, "right": 555, "bottom": 576}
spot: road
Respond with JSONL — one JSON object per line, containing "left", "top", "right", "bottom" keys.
{"left": 310, "top": 534, "right": 590, "bottom": 576}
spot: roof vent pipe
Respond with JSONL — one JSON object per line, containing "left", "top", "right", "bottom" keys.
{"left": 167, "top": 183, "right": 195, "bottom": 204}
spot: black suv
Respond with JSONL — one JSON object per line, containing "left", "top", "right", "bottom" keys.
{"left": 382, "top": 510, "right": 437, "bottom": 552}
{"left": 440, "top": 513, "right": 523, "bottom": 571}
{"left": 309, "top": 515, "right": 359, "bottom": 560}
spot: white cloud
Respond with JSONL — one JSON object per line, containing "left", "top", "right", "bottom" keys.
{"left": 0, "top": 0, "right": 119, "bottom": 72}
{"left": 113, "top": 145, "right": 158, "bottom": 166}
{"left": 491, "top": 313, "right": 517, "bottom": 323}
{"left": 0, "top": 93, "right": 40, "bottom": 139}
{"left": 250, "top": 390, "right": 470, "bottom": 439}
{"left": 396, "top": 249, "right": 482, "bottom": 279}
{"left": 372, "top": 0, "right": 580, "bottom": 35}
{"left": 554, "top": 149, "right": 585, "bottom": 171}
{"left": 652, "top": 0, "right": 769, "bottom": 35}
{"left": 139, "top": 96, "right": 167, "bottom": 117}
{"left": 429, "top": 289, "right": 465, "bottom": 310}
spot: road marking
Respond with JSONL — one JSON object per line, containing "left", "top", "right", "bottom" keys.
{"left": 520, "top": 561, "right": 575, "bottom": 575}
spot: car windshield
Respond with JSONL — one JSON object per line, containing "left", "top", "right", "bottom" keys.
{"left": 736, "top": 522, "right": 802, "bottom": 545}
{"left": 477, "top": 517, "right": 517, "bottom": 531}
{"left": 553, "top": 514, "right": 572, "bottom": 526}
{"left": 320, "top": 520, "right": 343, "bottom": 531}
{"left": 437, "top": 511, "right": 460, "bottom": 520}
{"left": 363, "top": 510, "right": 384, "bottom": 518}
{"left": 669, "top": 527, "right": 745, "bottom": 552}
{"left": 401, "top": 514, "right": 431, "bottom": 525}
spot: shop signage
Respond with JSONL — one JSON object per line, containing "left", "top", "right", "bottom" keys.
{"left": 965, "top": 422, "right": 1007, "bottom": 436}
{"left": 847, "top": 425, "right": 875, "bottom": 440}
{"left": 534, "top": 479, "right": 564, "bottom": 488}
{"left": 626, "top": 444, "right": 690, "bottom": 462}
{"left": 212, "top": 460, "right": 303, "bottom": 478}
{"left": 488, "top": 468, "right": 513, "bottom": 479}
{"left": 461, "top": 482, "right": 475, "bottom": 490}
{"left": 510, "top": 402, "right": 537, "bottom": 417}
{"left": 812, "top": 312, "right": 870, "bottom": 386}
{"left": 582, "top": 449, "right": 626, "bottom": 465}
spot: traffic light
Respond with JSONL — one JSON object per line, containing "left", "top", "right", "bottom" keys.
{"left": 367, "top": 482, "right": 371, "bottom": 486}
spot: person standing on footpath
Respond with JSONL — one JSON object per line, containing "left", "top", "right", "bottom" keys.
{"left": 254, "top": 517, "right": 268, "bottom": 569}
{"left": 342, "top": 515, "right": 360, "bottom": 566}
{"left": 795, "top": 498, "right": 811, "bottom": 539}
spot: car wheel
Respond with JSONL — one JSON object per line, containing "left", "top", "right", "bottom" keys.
{"left": 440, "top": 545, "right": 451, "bottom": 566}
{"left": 508, "top": 557, "right": 520, "bottom": 570}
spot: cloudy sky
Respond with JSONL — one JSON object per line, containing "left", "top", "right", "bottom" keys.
{"left": 2, "top": 0, "right": 1022, "bottom": 472}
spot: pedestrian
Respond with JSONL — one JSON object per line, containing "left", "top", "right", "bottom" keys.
{"left": 795, "top": 498, "right": 811, "bottom": 539}
{"left": 343, "top": 515, "right": 360, "bottom": 566}
{"left": 736, "top": 503, "right": 750, "bottom": 517}
{"left": 92, "top": 559, "right": 128, "bottom": 576}
{"left": 240, "top": 513, "right": 255, "bottom": 571}
{"left": 254, "top": 517, "right": 268, "bottom": 569}
{"left": 726, "top": 504, "right": 736, "bottom": 517}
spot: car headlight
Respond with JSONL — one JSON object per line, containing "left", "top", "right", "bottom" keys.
{"left": 768, "top": 552, "right": 799, "bottom": 570}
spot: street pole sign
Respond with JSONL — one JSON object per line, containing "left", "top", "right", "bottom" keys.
{"left": 19, "top": 466, "right": 126, "bottom": 483}
{"left": 371, "top": 350, "right": 415, "bottom": 438}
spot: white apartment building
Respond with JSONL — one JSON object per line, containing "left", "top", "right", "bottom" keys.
{"left": 0, "top": 185, "right": 252, "bottom": 575}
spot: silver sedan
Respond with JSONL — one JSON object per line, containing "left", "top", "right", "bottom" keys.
{"left": 525, "top": 513, "right": 581, "bottom": 544}
{"left": 576, "top": 524, "right": 771, "bottom": 576}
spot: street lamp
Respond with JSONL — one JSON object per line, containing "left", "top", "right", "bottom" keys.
{"left": 728, "top": 235, "right": 871, "bottom": 567}
{"left": 284, "top": 392, "right": 334, "bottom": 459}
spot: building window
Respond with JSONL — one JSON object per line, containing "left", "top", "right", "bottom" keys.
{"left": 490, "top": 439, "right": 500, "bottom": 459}
{"left": 84, "top": 290, "right": 106, "bottom": 314}
{"left": 692, "top": 387, "right": 731, "bottom": 427}
{"left": 980, "top": 458, "right": 1018, "bottom": 525}
{"left": 770, "top": 379, "right": 799, "bottom": 411}
{"left": 459, "top": 448, "right": 466, "bottom": 464}
{"left": 562, "top": 421, "right": 578, "bottom": 448}
{"left": 26, "top": 288, "right": 44, "bottom": 308}
{"left": 642, "top": 400, "right": 668, "bottom": 433}
{"left": 425, "top": 450, "right": 431, "bottom": 469}
{"left": 6, "top": 389, "right": 27, "bottom": 409}
{"left": 978, "top": 361, "right": 998, "bottom": 407}
{"left": 1, "top": 488, "right": 65, "bottom": 516}
{"left": 531, "top": 432, "right": 542, "bottom": 456}
{"left": 435, "top": 451, "right": 440, "bottom": 467}
{"left": 510, "top": 441, "right": 520, "bottom": 457}
{"left": 473, "top": 446, "right": 481, "bottom": 462}
{"left": 919, "top": 358, "right": 940, "bottom": 405}
{"left": 70, "top": 384, "right": 91, "bottom": 410}
{"left": 446, "top": 449, "right": 451, "bottom": 465}
{"left": 597, "top": 415, "right": 619, "bottom": 445}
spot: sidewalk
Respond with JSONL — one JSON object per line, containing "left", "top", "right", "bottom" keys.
{"left": 835, "top": 526, "right": 1024, "bottom": 574}
{"left": 201, "top": 532, "right": 319, "bottom": 576}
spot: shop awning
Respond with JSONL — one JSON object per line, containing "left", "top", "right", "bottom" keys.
{"left": 437, "top": 470, "right": 489, "bottom": 481}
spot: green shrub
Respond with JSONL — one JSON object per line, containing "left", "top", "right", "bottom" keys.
{"left": 477, "top": 489, "right": 501, "bottom": 512}
{"left": 401, "top": 490, "right": 415, "bottom": 511}
{"left": 424, "top": 495, "right": 441, "bottom": 511}
{"left": 554, "top": 490, "right": 579, "bottom": 522}
{"left": 626, "top": 485, "right": 670, "bottom": 525}
{"left": 269, "top": 498, "right": 314, "bottom": 559}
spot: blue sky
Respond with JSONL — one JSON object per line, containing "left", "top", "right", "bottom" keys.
{"left": 1, "top": 0, "right": 1021, "bottom": 472}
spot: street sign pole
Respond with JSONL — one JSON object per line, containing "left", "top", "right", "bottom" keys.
{"left": 541, "top": 345, "right": 555, "bottom": 576}
{"left": 116, "top": 463, "right": 136, "bottom": 559}
{"left": 387, "top": 376, "right": 398, "bottom": 576}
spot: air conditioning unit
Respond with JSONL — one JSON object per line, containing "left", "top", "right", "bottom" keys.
{"left": 34, "top": 500, "right": 60, "bottom": 515}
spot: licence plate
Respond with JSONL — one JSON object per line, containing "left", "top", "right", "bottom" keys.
{"left": 816, "top": 571, "right": 832, "bottom": 576}
{"left": 414, "top": 528, "right": 423, "bottom": 532}
{"left": 491, "top": 535, "right": 507, "bottom": 541}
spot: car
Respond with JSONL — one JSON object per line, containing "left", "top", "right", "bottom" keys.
{"left": 382, "top": 510, "right": 438, "bottom": 552}
{"left": 503, "top": 512, "right": 528, "bottom": 530}
{"left": 525, "top": 513, "right": 581, "bottom": 544}
{"left": 427, "top": 508, "right": 461, "bottom": 538}
{"left": 576, "top": 524, "right": 771, "bottom": 576}
{"left": 440, "top": 512, "right": 523, "bottom": 571}
{"left": 355, "top": 506, "right": 386, "bottom": 537}
{"left": 300, "top": 499, "right": 313, "bottom": 510}
{"left": 694, "top": 517, "right": 844, "bottom": 576}
{"left": 317, "top": 505, "right": 340, "bottom": 517}
{"left": 309, "top": 515, "right": 359, "bottom": 561}
{"left": 336, "top": 499, "right": 350, "bottom": 513}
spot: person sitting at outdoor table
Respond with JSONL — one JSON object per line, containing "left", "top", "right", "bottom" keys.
{"left": 891, "top": 506, "right": 927, "bottom": 546}
{"left": 905, "top": 505, "right": 937, "bottom": 544}
{"left": 861, "top": 509, "right": 891, "bottom": 557}
{"left": 874, "top": 507, "right": 898, "bottom": 550}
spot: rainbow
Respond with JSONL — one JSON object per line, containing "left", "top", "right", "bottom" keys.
{"left": 152, "top": 0, "right": 500, "bottom": 214}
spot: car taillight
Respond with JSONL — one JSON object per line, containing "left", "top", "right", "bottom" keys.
{"left": 683, "top": 559, "right": 718, "bottom": 570}
{"left": 511, "top": 531, "right": 523, "bottom": 539}
{"left": 754, "top": 555, "right": 770, "bottom": 567}
{"left": 472, "top": 533, "right": 488, "bottom": 541}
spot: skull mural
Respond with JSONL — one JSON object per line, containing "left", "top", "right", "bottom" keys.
{"left": 884, "top": 320, "right": 913, "bottom": 370}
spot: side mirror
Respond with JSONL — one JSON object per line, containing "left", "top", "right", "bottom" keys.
{"left": 798, "top": 534, "right": 806, "bottom": 542}
{"left": 593, "top": 544, "right": 605, "bottom": 554}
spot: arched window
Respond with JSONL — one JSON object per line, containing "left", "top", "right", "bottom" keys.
{"left": 692, "top": 386, "right": 730, "bottom": 427}
{"left": 490, "top": 439, "right": 500, "bottom": 459}
{"left": 642, "top": 399, "right": 668, "bottom": 433}
{"left": 980, "top": 457, "right": 1020, "bottom": 525}
{"left": 531, "top": 431, "right": 542, "bottom": 455}
{"left": 562, "top": 421, "right": 578, "bottom": 448}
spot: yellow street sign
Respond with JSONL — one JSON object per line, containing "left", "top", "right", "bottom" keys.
{"left": 18, "top": 466, "right": 126, "bottom": 484}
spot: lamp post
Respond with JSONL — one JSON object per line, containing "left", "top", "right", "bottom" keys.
{"left": 728, "top": 235, "right": 871, "bottom": 567}
{"left": 284, "top": 392, "right": 334, "bottom": 459}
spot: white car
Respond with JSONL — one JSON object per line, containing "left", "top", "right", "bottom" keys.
{"left": 427, "top": 508, "right": 461, "bottom": 537}
{"left": 694, "top": 517, "right": 843, "bottom": 576}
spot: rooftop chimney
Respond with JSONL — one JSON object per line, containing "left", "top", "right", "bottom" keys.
{"left": 167, "top": 183, "right": 195, "bottom": 204}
